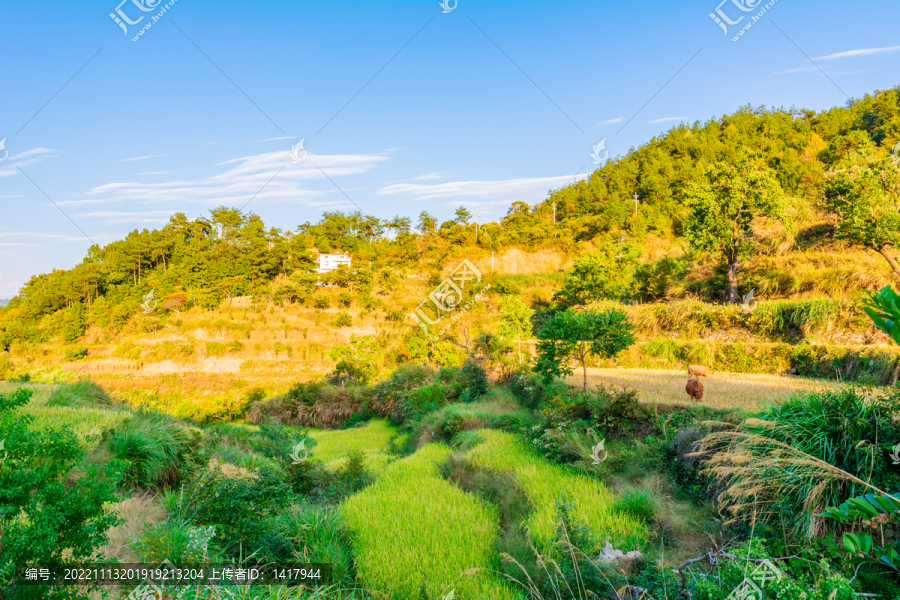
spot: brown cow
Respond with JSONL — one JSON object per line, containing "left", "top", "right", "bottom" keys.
{"left": 685, "top": 378, "right": 704, "bottom": 402}
{"left": 688, "top": 365, "right": 714, "bottom": 377}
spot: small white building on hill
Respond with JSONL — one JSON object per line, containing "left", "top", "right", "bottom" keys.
{"left": 316, "top": 253, "right": 351, "bottom": 273}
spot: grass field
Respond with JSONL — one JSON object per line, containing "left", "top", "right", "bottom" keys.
{"left": 1, "top": 382, "right": 128, "bottom": 446}
{"left": 340, "top": 443, "right": 519, "bottom": 600}
{"left": 466, "top": 429, "right": 647, "bottom": 554}
{"left": 306, "top": 418, "right": 404, "bottom": 473}
{"left": 573, "top": 367, "right": 844, "bottom": 410}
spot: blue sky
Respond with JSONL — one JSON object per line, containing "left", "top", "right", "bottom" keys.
{"left": 1, "top": 0, "right": 898, "bottom": 296}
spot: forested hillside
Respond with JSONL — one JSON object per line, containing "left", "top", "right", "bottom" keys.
{"left": 1, "top": 87, "right": 898, "bottom": 357}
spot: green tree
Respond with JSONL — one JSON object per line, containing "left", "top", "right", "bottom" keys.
{"left": 682, "top": 156, "right": 785, "bottom": 303}
{"left": 534, "top": 308, "right": 635, "bottom": 391}
{"left": 823, "top": 153, "right": 900, "bottom": 279}
{"left": 454, "top": 206, "right": 473, "bottom": 225}
{"left": 497, "top": 295, "right": 535, "bottom": 364}
{"left": 417, "top": 211, "right": 438, "bottom": 235}
{"left": 553, "top": 240, "right": 640, "bottom": 306}
{"left": 329, "top": 335, "right": 379, "bottom": 385}
{"left": 0, "top": 388, "right": 125, "bottom": 599}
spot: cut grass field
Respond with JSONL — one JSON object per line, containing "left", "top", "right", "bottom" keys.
{"left": 306, "top": 418, "right": 404, "bottom": 473}
{"left": 340, "top": 443, "right": 519, "bottom": 600}
{"left": 466, "top": 429, "right": 647, "bottom": 554}
{"left": 572, "top": 367, "right": 844, "bottom": 410}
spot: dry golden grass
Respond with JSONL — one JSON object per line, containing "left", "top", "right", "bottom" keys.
{"left": 98, "top": 494, "right": 167, "bottom": 562}
{"left": 572, "top": 367, "right": 843, "bottom": 410}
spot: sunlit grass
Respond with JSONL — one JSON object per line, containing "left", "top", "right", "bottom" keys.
{"left": 1, "top": 382, "right": 127, "bottom": 446}
{"left": 573, "top": 367, "right": 844, "bottom": 410}
{"left": 306, "top": 419, "right": 402, "bottom": 464}
{"left": 340, "top": 444, "right": 519, "bottom": 600}
{"left": 466, "top": 429, "right": 647, "bottom": 553}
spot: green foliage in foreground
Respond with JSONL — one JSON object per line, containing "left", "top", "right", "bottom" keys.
{"left": 865, "top": 285, "right": 900, "bottom": 345}
{"left": 0, "top": 387, "right": 125, "bottom": 600}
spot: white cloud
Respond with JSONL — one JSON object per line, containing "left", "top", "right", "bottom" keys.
{"left": 813, "top": 45, "right": 900, "bottom": 61}
{"left": 0, "top": 148, "right": 58, "bottom": 178}
{"left": 117, "top": 154, "right": 166, "bottom": 162}
{"left": 648, "top": 117, "right": 691, "bottom": 124}
{"left": 254, "top": 136, "right": 294, "bottom": 142}
{"left": 0, "top": 232, "right": 92, "bottom": 246}
{"left": 597, "top": 117, "right": 624, "bottom": 126}
{"left": 773, "top": 66, "right": 819, "bottom": 75}
{"left": 63, "top": 150, "right": 391, "bottom": 208}
{"left": 75, "top": 210, "right": 175, "bottom": 225}
{"left": 412, "top": 172, "right": 448, "bottom": 181}
{"left": 377, "top": 173, "right": 589, "bottom": 202}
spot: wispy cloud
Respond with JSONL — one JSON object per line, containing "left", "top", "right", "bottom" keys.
{"left": 138, "top": 171, "right": 169, "bottom": 176}
{"left": 813, "top": 45, "right": 900, "bottom": 61}
{"left": 597, "top": 117, "right": 624, "bottom": 126}
{"left": 75, "top": 210, "right": 175, "bottom": 225}
{"left": 773, "top": 66, "right": 874, "bottom": 76}
{"left": 412, "top": 172, "right": 447, "bottom": 181}
{"left": 254, "top": 136, "right": 294, "bottom": 142}
{"left": 0, "top": 232, "right": 95, "bottom": 247}
{"left": 773, "top": 66, "right": 819, "bottom": 75}
{"left": 0, "top": 148, "right": 58, "bottom": 178}
{"left": 648, "top": 116, "right": 690, "bottom": 124}
{"left": 118, "top": 154, "right": 166, "bottom": 162}
{"left": 377, "top": 173, "right": 589, "bottom": 202}
{"left": 64, "top": 150, "right": 391, "bottom": 208}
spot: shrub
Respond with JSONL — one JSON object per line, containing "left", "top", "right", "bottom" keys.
{"left": 106, "top": 410, "right": 205, "bottom": 488}
{"left": 337, "top": 291, "right": 352, "bottom": 307}
{"left": 0, "top": 387, "right": 125, "bottom": 590}
{"left": 459, "top": 360, "right": 488, "bottom": 403}
{"left": 313, "top": 294, "right": 330, "bottom": 309}
{"left": 334, "top": 313, "right": 352, "bottom": 327}
{"left": 65, "top": 346, "right": 88, "bottom": 361}
{"left": 385, "top": 308, "right": 403, "bottom": 322}
{"left": 611, "top": 489, "right": 657, "bottom": 523}
{"left": 186, "top": 464, "right": 292, "bottom": 559}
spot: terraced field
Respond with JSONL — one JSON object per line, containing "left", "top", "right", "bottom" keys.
{"left": 306, "top": 418, "right": 404, "bottom": 473}
{"left": 341, "top": 444, "right": 519, "bottom": 599}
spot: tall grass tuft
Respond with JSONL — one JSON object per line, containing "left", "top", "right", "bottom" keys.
{"left": 106, "top": 409, "right": 204, "bottom": 488}
{"left": 693, "top": 386, "right": 900, "bottom": 540}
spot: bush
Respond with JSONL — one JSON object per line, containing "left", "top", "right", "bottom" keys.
{"left": 65, "top": 347, "right": 88, "bottom": 361}
{"left": 334, "top": 313, "right": 352, "bottom": 327}
{"left": 0, "top": 387, "right": 125, "bottom": 596}
{"left": 106, "top": 410, "right": 205, "bottom": 488}
{"left": 186, "top": 464, "right": 293, "bottom": 559}
{"left": 337, "top": 291, "right": 352, "bottom": 307}
{"left": 313, "top": 294, "right": 330, "bottom": 309}
{"left": 385, "top": 308, "right": 403, "bottom": 322}
{"left": 459, "top": 360, "right": 489, "bottom": 403}
{"left": 611, "top": 489, "right": 657, "bottom": 523}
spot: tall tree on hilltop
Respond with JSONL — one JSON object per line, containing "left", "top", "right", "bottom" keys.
{"left": 682, "top": 154, "right": 786, "bottom": 303}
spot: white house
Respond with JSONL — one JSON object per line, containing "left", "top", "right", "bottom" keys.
{"left": 316, "top": 253, "right": 351, "bottom": 273}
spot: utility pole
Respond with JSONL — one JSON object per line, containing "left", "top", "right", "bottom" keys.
{"left": 633, "top": 192, "right": 639, "bottom": 215}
